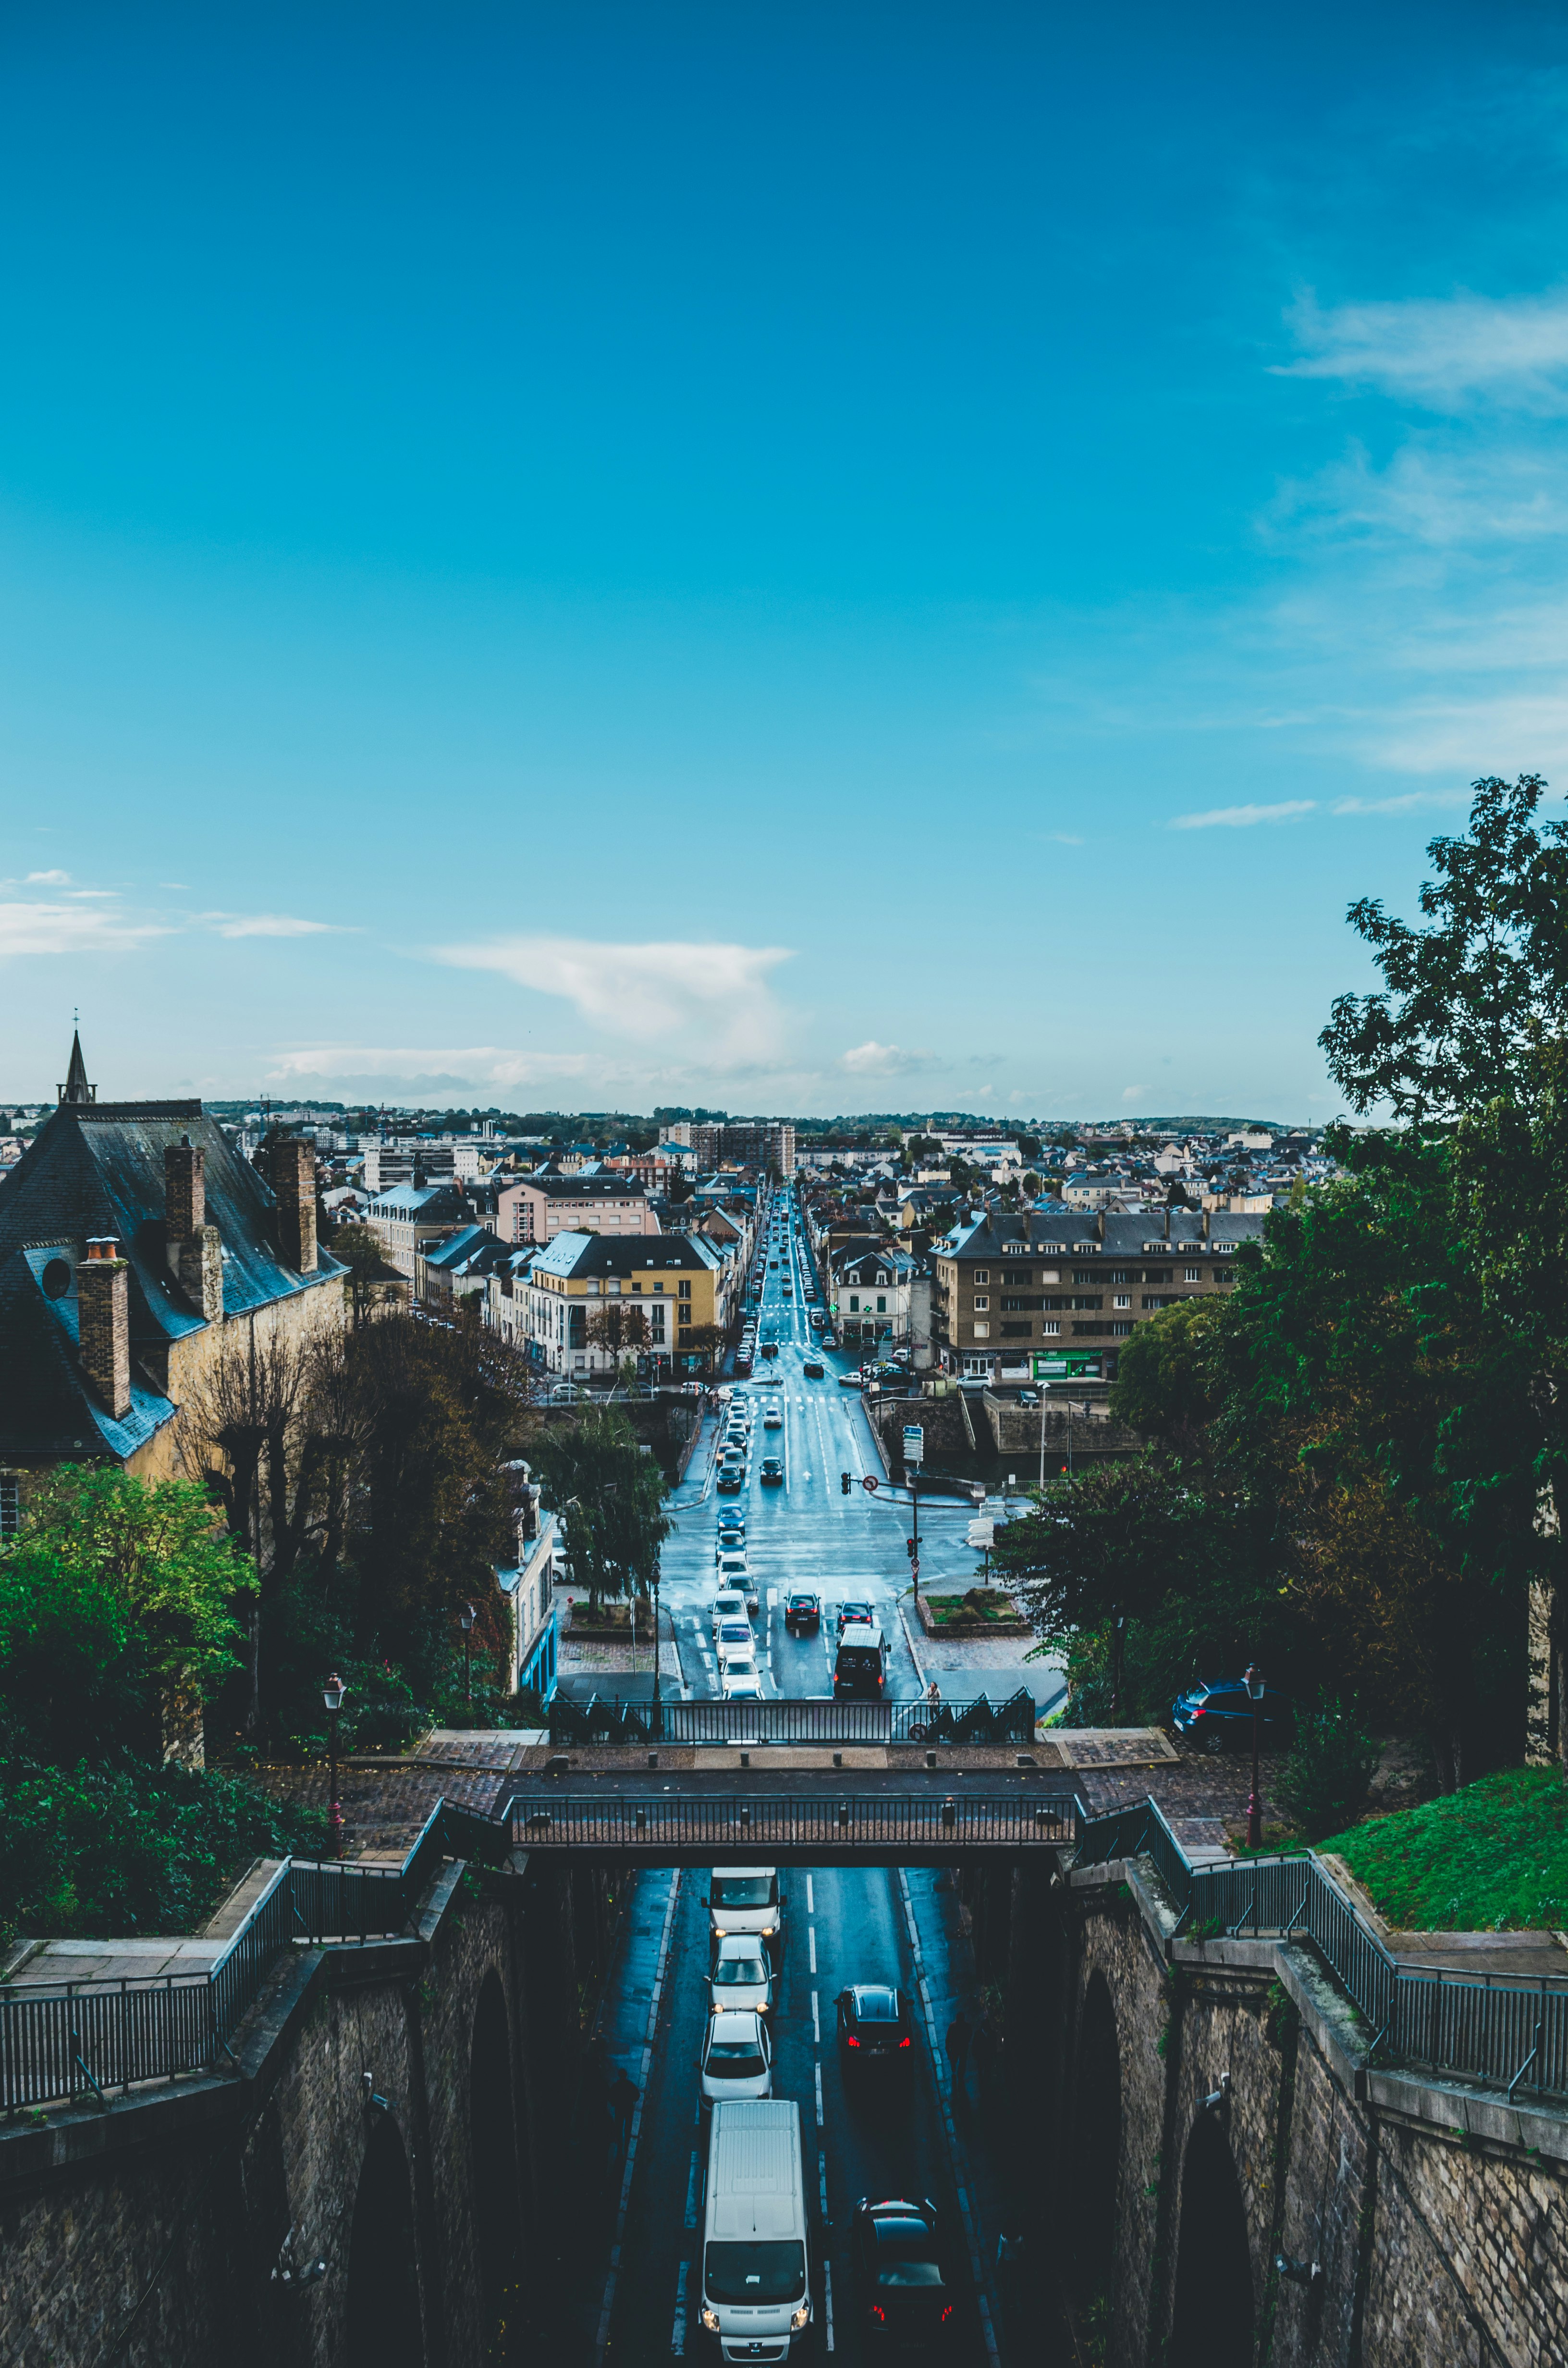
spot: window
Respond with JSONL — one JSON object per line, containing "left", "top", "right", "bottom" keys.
{"left": 1142, "top": 1294, "right": 1177, "bottom": 1309}
{"left": 1111, "top": 1321, "right": 1132, "bottom": 1337}
{"left": 849, "top": 1294, "right": 860, "bottom": 1311}
{"left": 1072, "top": 1270, "right": 1098, "bottom": 1285}
{"left": 1185, "top": 1267, "right": 1201, "bottom": 1283}
{"left": 1000, "top": 1321, "right": 1031, "bottom": 1337}
{"left": 971, "top": 1321, "right": 990, "bottom": 1339}
{"left": 1041, "top": 1268, "right": 1060, "bottom": 1283}
{"left": 1070, "top": 1295, "right": 1102, "bottom": 1310}
{"left": 653, "top": 1280, "right": 665, "bottom": 1293}
{"left": 1111, "top": 1269, "right": 1133, "bottom": 1284}
{"left": 1041, "top": 1320, "right": 1060, "bottom": 1336}
{"left": 678, "top": 1304, "right": 692, "bottom": 1325}
{"left": 972, "top": 1295, "right": 989, "bottom": 1312}
{"left": 1114, "top": 1294, "right": 1131, "bottom": 1309}
{"left": 1001, "top": 1295, "right": 1041, "bottom": 1312}
{"left": 1145, "top": 1268, "right": 1171, "bottom": 1283}
{"left": 972, "top": 1269, "right": 990, "bottom": 1285}
{"left": 876, "top": 1295, "right": 886, "bottom": 1313}
{"left": 679, "top": 1280, "right": 692, "bottom": 1298}
{"left": 0, "top": 1474, "right": 17, "bottom": 1538}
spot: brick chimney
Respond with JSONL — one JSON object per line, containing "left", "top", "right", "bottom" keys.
{"left": 271, "top": 1138, "right": 318, "bottom": 1274}
{"left": 79, "top": 1236, "right": 131, "bottom": 1419}
{"left": 165, "top": 1135, "right": 223, "bottom": 1322}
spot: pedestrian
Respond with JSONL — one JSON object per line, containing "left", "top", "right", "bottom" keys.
{"left": 925, "top": 1678, "right": 942, "bottom": 1711}
{"left": 944, "top": 2011, "right": 972, "bottom": 2100}
{"left": 609, "top": 2067, "right": 638, "bottom": 2155}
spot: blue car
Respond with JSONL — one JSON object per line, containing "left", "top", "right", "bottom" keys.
{"left": 1171, "top": 1677, "right": 1293, "bottom": 1753}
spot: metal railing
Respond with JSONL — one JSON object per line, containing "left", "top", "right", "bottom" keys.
{"left": 1, "top": 1815, "right": 439, "bottom": 2115}
{"left": 1074, "top": 1794, "right": 1568, "bottom": 2104}
{"left": 548, "top": 1689, "right": 1038, "bottom": 1748}
{"left": 500, "top": 1790, "right": 1081, "bottom": 1853}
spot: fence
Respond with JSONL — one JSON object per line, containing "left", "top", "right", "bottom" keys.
{"left": 1075, "top": 1794, "right": 1568, "bottom": 2107}
{"left": 0, "top": 1806, "right": 443, "bottom": 2115}
{"left": 501, "top": 1790, "right": 1081, "bottom": 1854}
{"left": 547, "top": 1689, "right": 1038, "bottom": 1748}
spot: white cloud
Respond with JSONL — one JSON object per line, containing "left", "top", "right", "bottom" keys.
{"left": 25, "top": 868, "right": 71, "bottom": 885}
{"left": 204, "top": 912, "right": 344, "bottom": 938}
{"left": 0, "top": 900, "right": 168, "bottom": 957}
{"left": 838, "top": 1041, "right": 935, "bottom": 1078}
{"left": 269, "top": 1045, "right": 592, "bottom": 1088}
{"left": 1169, "top": 801, "right": 1317, "bottom": 830}
{"left": 1271, "top": 441, "right": 1568, "bottom": 551}
{"left": 1275, "top": 288, "right": 1568, "bottom": 411}
{"left": 432, "top": 934, "right": 794, "bottom": 1062}
{"left": 1121, "top": 1085, "right": 1148, "bottom": 1103}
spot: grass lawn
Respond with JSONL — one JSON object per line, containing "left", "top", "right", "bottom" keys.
{"left": 923, "top": 1589, "right": 1023, "bottom": 1627}
{"left": 1320, "top": 1766, "right": 1568, "bottom": 1931}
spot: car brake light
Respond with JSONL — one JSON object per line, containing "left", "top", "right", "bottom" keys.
{"left": 846, "top": 2034, "right": 859, "bottom": 2047}
{"left": 940, "top": 2305, "right": 953, "bottom": 2324}
{"left": 898, "top": 2034, "right": 911, "bottom": 2047}
{"left": 870, "top": 2306, "right": 885, "bottom": 2323}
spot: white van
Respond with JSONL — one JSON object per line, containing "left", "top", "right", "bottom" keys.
{"left": 700, "top": 2098, "right": 812, "bottom": 2360}
{"left": 708, "top": 1867, "right": 784, "bottom": 1953}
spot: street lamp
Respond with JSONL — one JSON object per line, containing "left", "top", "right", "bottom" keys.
{"left": 1037, "top": 1379, "right": 1049, "bottom": 1489}
{"left": 1245, "top": 1662, "right": 1264, "bottom": 1849}
{"left": 460, "top": 1602, "right": 476, "bottom": 1708}
{"left": 651, "top": 1549, "right": 664, "bottom": 1741}
{"left": 322, "top": 1672, "right": 347, "bottom": 1860}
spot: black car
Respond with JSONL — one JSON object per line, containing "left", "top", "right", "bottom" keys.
{"left": 760, "top": 1341, "right": 780, "bottom": 1359}
{"left": 851, "top": 2198, "right": 954, "bottom": 2350}
{"left": 1171, "top": 1677, "right": 1294, "bottom": 1752}
{"left": 785, "top": 1589, "right": 821, "bottom": 1633}
{"left": 760, "top": 1456, "right": 784, "bottom": 1485}
{"left": 837, "top": 1598, "right": 875, "bottom": 1637}
{"left": 836, "top": 1984, "right": 914, "bottom": 2068}
{"left": 803, "top": 1358, "right": 826, "bottom": 1379}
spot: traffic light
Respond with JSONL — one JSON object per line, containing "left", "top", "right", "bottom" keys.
{"left": 906, "top": 1537, "right": 917, "bottom": 1558}
{"left": 841, "top": 1471, "right": 851, "bottom": 1494}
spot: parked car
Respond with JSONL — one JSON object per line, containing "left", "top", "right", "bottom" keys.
{"left": 803, "top": 1358, "right": 826, "bottom": 1378}
{"left": 784, "top": 1589, "right": 821, "bottom": 1634}
{"left": 1017, "top": 1388, "right": 1040, "bottom": 1406}
{"left": 838, "top": 1369, "right": 866, "bottom": 1388}
{"left": 760, "top": 1456, "right": 784, "bottom": 1485}
{"left": 850, "top": 2198, "right": 955, "bottom": 2349}
{"left": 1171, "top": 1677, "right": 1294, "bottom": 1751}
{"left": 835, "top": 1985, "right": 914, "bottom": 2070}
{"left": 821, "top": 1332, "right": 838, "bottom": 1349}
{"left": 710, "top": 1936, "right": 773, "bottom": 2016}
{"left": 699, "top": 2010, "right": 773, "bottom": 2112}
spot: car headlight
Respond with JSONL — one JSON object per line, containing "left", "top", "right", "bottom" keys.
{"left": 760, "top": 1924, "right": 775, "bottom": 1936}
{"left": 791, "top": 2305, "right": 811, "bottom": 2331}
{"left": 700, "top": 2308, "right": 720, "bottom": 2333}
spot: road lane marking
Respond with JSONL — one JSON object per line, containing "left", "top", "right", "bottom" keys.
{"left": 811, "top": 1989, "right": 820, "bottom": 2043}
{"left": 808, "top": 1926, "right": 817, "bottom": 1973}
{"left": 684, "top": 2151, "right": 699, "bottom": 2228}
{"left": 823, "top": 2260, "right": 834, "bottom": 2352}
{"left": 806, "top": 1875, "right": 814, "bottom": 1912}
{"left": 671, "top": 2259, "right": 688, "bottom": 2356}
{"left": 814, "top": 2061, "right": 824, "bottom": 2127}
{"left": 818, "top": 2151, "right": 829, "bottom": 2219}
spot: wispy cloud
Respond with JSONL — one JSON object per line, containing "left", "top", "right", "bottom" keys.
{"left": 1275, "top": 288, "right": 1568, "bottom": 411}
{"left": 0, "top": 899, "right": 169, "bottom": 957}
{"left": 838, "top": 1041, "right": 935, "bottom": 1078}
{"left": 432, "top": 934, "right": 795, "bottom": 1062}
{"left": 1121, "top": 1084, "right": 1147, "bottom": 1103}
{"left": 25, "top": 868, "right": 71, "bottom": 885}
{"left": 270, "top": 1045, "right": 592, "bottom": 1088}
{"left": 203, "top": 912, "right": 346, "bottom": 938}
{"left": 1169, "top": 801, "right": 1317, "bottom": 830}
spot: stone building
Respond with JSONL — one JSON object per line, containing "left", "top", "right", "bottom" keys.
{"left": 0, "top": 1034, "right": 347, "bottom": 1523}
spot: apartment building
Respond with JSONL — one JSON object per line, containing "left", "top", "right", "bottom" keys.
{"left": 359, "top": 1182, "right": 489, "bottom": 1281}
{"left": 658, "top": 1120, "right": 796, "bottom": 1177}
{"left": 522, "top": 1229, "right": 725, "bottom": 1378}
{"left": 495, "top": 1172, "right": 660, "bottom": 1245}
{"left": 932, "top": 1207, "right": 1265, "bottom": 1379}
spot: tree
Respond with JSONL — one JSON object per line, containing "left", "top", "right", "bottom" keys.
{"left": 586, "top": 1301, "right": 650, "bottom": 1364}
{"left": 0, "top": 1466, "right": 255, "bottom": 1762}
{"left": 1320, "top": 774, "right": 1568, "bottom": 1124}
{"left": 1109, "top": 1298, "right": 1224, "bottom": 1467}
{"left": 530, "top": 1409, "right": 671, "bottom": 1615}
{"left": 330, "top": 1220, "right": 397, "bottom": 1327}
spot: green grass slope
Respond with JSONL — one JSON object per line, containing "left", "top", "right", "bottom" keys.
{"left": 1321, "top": 1766, "right": 1568, "bottom": 1931}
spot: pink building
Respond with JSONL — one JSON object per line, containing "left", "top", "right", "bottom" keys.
{"left": 495, "top": 1173, "right": 661, "bottom": 1245}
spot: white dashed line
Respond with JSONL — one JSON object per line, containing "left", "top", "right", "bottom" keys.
{"left": 811, "top": 1989, "right": 820, "bottom": 2043}
{"left": 823, "top": 2261, "right": 834, "bottom": 2352}
{"left": 806, "top": 1875, "right": 814, "bottom": 1912}
{"left": 808, "top": 1926, "right": 817, "bottom": 1973}
{"left": 671, "top": 2259, "right": 688, "bottom": 2356}
{"left": 814, "top": 2061, "right": 824, "bottom": 2127}
{"left": 684, "top": 2151, "right": 699, "bottom": 2229}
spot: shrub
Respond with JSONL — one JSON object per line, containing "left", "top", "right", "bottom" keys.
{"left": 1276, "top": 1691, "right": 1380, "bottom": 1840}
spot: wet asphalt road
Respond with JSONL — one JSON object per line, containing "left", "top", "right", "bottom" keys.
{"left": 662, "top": 1195, "right": 1006, "bottom": 1704}
{"left": 595, "top": 1859, "right": 1010, "bottom": 2368}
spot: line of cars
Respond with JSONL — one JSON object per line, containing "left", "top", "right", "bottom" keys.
{"left": 694, "top": 1868, "right": 959, "bottom": 2359}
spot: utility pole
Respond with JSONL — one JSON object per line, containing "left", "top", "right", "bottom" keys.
{"left": 1038, "top": 1380, "right": 1049, "bottom": 1489}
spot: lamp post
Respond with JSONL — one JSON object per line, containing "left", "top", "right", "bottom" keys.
{"left": 460, "top": 1602, "right": 476, "bottom": 1708}
{"left": 1038, "top": 1379, "right": 1049, "bottom": 1489}
{"left": 651, "top": 1550, "right": 664, "bottom": 1740}
{"left": 1245, "top": 1662, "right": 1264, "bottom": 1849}
{"left": 323, "top": 1672, "right": 346, "bottom": 1860}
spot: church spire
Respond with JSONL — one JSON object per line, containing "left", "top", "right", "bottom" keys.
{"left": 58, "top": 1024, "right": 96, "bottom": 1106}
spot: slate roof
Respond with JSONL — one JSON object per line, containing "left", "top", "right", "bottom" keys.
{"left": 0, "top": 1096, "right": 343, "bottom": 1465}
{"left": 517, "top": 1174, "right": 649, "bottom": 1200}
{"left": 531, "top": 1230, "right": 722, "bottom": 1282}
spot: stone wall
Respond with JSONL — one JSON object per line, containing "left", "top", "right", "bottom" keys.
{"left": 3, "top": 1854, "right": 609, "bottom": 2368}
{"left": 1030, "top": 1856, "right": 1568, "bottom": 2368}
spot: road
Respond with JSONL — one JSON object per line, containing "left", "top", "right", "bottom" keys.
{"left": 662, "top": 1188, "right": 1022, "bottom": 1706}
{"left": 588, "top": 1855, "right": 1028, "bottom": 2368}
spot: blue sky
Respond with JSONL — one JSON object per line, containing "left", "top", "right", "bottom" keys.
{"left": 3, "top": 1, "right": 1566, "bottom": 1120}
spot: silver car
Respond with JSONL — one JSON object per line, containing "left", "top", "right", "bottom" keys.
{"left": 710, "top": 1936, "right": 773, "bottom": 2016}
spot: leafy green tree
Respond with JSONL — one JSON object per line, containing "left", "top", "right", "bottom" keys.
{"left": 1275, "top": 1692, "right": 1381, "bottom": 1842}
{"left": 531, "top": 1408, "right": 671, "bottom": 1615}
{"left": 0, "top": 1466, "right": 255, "bottom": 1762}
{"left": 1108, "top": 1298, "right": 1223, "bottom": 1465}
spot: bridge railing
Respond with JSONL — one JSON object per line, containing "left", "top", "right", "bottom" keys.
{"left": 1074, "top": 1796, "right": 1568, "bottom": 2104}
{"left": 501, "top": 1790, "right": 1082, "bottom": 1852}
{"left": 547, "top": 1689, "right": 1039, "bottom": 1748}
{"left": 0, "top": 1811, "right": 443, "bottom": 2115}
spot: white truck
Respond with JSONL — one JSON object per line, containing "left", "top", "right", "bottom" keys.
{"left": 699, "top": 2098, "right": 813, "bottom": 2359}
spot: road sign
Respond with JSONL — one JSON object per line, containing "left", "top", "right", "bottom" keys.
{"left": 902, "top": 1425, "right": 924, "bottom": 1467}
{"left": 862, "top": 1475, "right": 879, "bottom": 1493}
{"left": 967, "top": 1519, "right": 995, "bottom": 1548}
